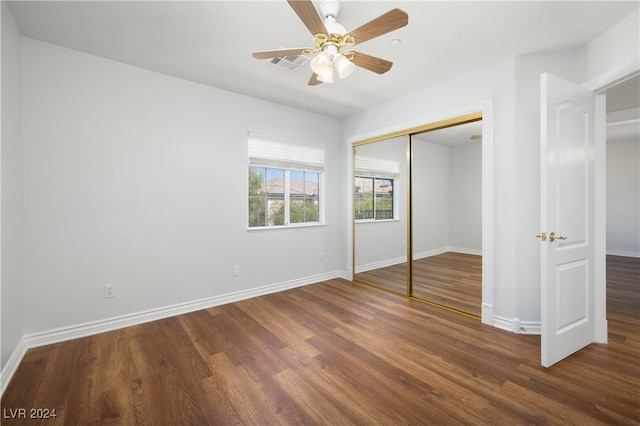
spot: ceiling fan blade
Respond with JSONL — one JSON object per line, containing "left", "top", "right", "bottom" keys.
{"left": 350, "top": 52, "right": 393, "bottom": 74}
{"left": 308, "top": 73, "right": 323, "bottom": 86}
{"left": 287, "top": 0, "right": 327, "bottom": 35}
{"left": 252, "top": 48, "right": 311, "bottom": 60}
{"left": 347, "top": 9, "right": 408, "bottom": 45}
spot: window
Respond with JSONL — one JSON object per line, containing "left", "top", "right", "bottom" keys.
{"left": 248, "top": 133, "right": 324, "bottom": 228}
{"left": 354, "top": 177, "right": 394, "bottom": 220}
{"left": 354, "top": 155, "right": 399, "bottom": 221}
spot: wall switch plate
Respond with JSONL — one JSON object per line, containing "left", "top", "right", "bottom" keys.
{"left": 104, "top": 284, "right": 114, "bottom": 298}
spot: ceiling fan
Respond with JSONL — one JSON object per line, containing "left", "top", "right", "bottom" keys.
{"left": 252, "top": 0, "right": 408, "bottom": 85}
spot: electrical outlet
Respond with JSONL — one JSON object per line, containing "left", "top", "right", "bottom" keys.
{"left": 319, "top": 252, "right": 325, "bottom": 261}
{"left": 232, "top": 265, "right": 240, "bottom": 276}
{"left": 104, "top": 284, "right": 114, "bottom": 299}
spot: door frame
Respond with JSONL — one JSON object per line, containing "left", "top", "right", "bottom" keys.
{"left": 583, "top": 61, "right": 640, "bottom": 343}
{"left": 347, "top": 99, "right": 495, "bottom": 325}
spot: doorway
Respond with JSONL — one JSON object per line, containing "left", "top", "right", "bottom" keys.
{"left": 539, "top": 70, "right": 638, "bottom": 366}
{"left": 604, "top": 74, "right": 640, "bottom": 328}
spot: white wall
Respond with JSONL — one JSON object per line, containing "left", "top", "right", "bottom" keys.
{"left": 21, "top": 38, "right": 343, "bottom": 334}
{"left": 449, "top": 142, "right": 482, "bottom": 251}
{"left": 1, "top": 1, "right": 24, "bottom": 371}
{"left": 412, "top": 141, "right": 450, "bottom": 255}
{"left": 607, "top": 140, "right": 640, "bottom": 256}
{"left": 412, "top": 140, "right": 482, "bottom": 256}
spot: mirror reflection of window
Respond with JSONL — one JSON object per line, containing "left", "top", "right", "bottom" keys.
{"left": 353, "top": 136, "right": 407, "bottom": 295}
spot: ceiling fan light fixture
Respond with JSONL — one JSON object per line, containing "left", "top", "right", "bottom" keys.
{"left": 317, "top": 66, "right": 334, "bottom": 83}
{"left": 333, "top": 53, "right": 355, "bottom": 79}
{"left": 310, "top": 51, "right": 332, "bottom": 75}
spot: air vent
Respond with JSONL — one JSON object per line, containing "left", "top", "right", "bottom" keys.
{"left": 270, "top": 55, "right": 310, "bottom": 72}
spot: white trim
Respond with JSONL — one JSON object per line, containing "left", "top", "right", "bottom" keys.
{"left": 413, "top": 246, "right": 482, "bottom": 260}
{"left": 413, "top": 247, "right": 449, "bottom": 260}
{"left": 583, "top": 58, "right": 640, "bottom": 92}
{"left": 492, "top": 315, "right": 513, "bottom": 332}
{"left": 247, "top": 222, "right": 327, "bottom": 232}
{"left": 0, "top": 270, "right": 345, "bottom": 398}
{"left": 480, "top": 104, "right": 494, "bottom": 327}
{"left": 347, "top": 100, "right": 493, "bottom": 144}
{"left": 595, "top": 92, "right": 608, "bottom": 344}
{"left": 587, "top": 61, "right": 640, "bottom": 344}
{"left": 543, "top": 63, "right": 640, "bottom": 349}
{"left": 448, "top": 246, "right": 483, "bottom": 256}
{"left": 355, "top": 256, "right": 405, "bottom": 274}
{"left": 520, "top": 320, "right": 542, "bottom": 335}
{"left": 482, "top": 303, "right": 494, "bottom": 324}
{"left": 606, "top": 249, "right": 640, "bottom": 258}
{"left": 492, "top": 315, "right": 541, "bottom": 335}
{"left": 0, "top": 339, "right": 28, "bottom": 398}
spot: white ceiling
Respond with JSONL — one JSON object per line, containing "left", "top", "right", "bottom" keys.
{"left": 412, "top": 120, "right": 482, "bottom": 147}
{"left": 7, "top": 1, "right": 639, "bottom": 119}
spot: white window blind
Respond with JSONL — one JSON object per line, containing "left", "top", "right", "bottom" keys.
{"left": 248, "top": 132, "right": 325, "bottom": 172}
{"left": 355, "top": 155, "right": 400, "bottom": 179}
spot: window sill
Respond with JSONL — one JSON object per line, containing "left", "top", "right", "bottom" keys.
{"left": 247, "top": 222, "right": 327, "bottom": 231}
{"left": 355, "top": 218, "right": 400, "bottom": 224}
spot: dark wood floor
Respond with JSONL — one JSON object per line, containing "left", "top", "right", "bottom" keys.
{"left": 1, "top": 256, "right": 638, "bottom": 425}
{"left": 355, "top": 252, "right": 482, "bottom": 316}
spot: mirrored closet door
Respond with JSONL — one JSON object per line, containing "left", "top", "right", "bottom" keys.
{"left": 353, "top": 136, "right": 409, "bottom": 295}
{"left": 411, "top": 120, "right": 483, "bottom": 317}
{"left": 352, "top": 113, "right": 484, "bottom": 318}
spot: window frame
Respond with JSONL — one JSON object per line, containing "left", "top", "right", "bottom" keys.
{"left": 248, "top": 133, "right": 325, "bottom": 230}
{"left": 354, "top": 175, "right": 398, "bottom": 222}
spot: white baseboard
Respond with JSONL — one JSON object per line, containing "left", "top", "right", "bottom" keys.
{"left": 493, "top": 315, "right": 541, "bottom": 335}
{"left": 492, "top": 315, "right": 513, "bottom": 332}
{"left": 357, "top": 247, "right": 483, "bottom": 273}
{"left": 414, "top": 246, "right": 482, "bottom": 260}
{"left": 519, "top": 320, "right": 541, "bottom": 335}
{"left": 607, "top": 249, "right": 640, "bottom": 258}
{"left": 0, "top": 270, "right": 345, "bottom": 398}
{"left": 481, "top": 303, "right": 493, "bottom": 326}
{"left": 0, "top": 338, "right": 28, "bottom": 398}
{"left": 355, "top": 256, "right": 405, "bottom": 274}
{"left": 448, "top": 246, "right": 483, "bottom": 256}
{"left": 413, "top": 247, "right": 448, "bottom": 260}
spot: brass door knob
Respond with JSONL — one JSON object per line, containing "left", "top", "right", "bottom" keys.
{"left": 549, "top": 232, "right": 567, "bottom": 242}
{"left": 536, "top": 232, "right": 547, "bottom": 241}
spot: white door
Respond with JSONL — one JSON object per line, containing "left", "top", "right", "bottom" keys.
{"left": 540, "top": 72, "right": 597, "bottom": 368}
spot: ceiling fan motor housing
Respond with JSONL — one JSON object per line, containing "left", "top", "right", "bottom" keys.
{"left": 319, "top": 0, "right": 347, "bottom": 36}
{"left": 319, "top": 0, "right": 341, "bottom": 21}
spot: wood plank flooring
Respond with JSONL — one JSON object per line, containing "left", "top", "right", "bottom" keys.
{"left": 355, "top": 252, "right": 482, "bottom": 316}
{"left": 1, "top": 256, "right": 638, "bottom": 425}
